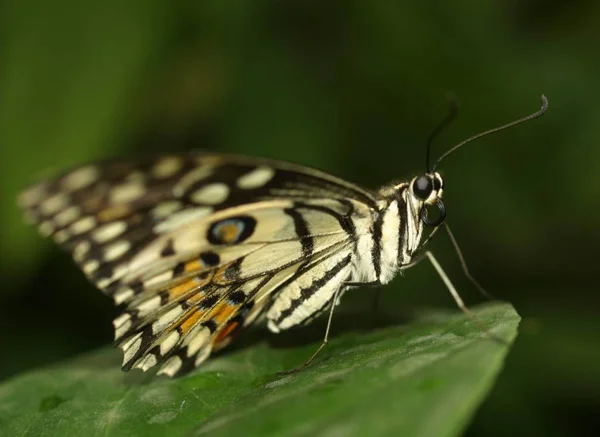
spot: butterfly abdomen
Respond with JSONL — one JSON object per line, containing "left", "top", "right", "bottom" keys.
{"left": 266, "top": 251, "right": 353, "bottom": 332}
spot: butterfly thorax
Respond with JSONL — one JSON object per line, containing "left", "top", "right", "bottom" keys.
{"left": 352, "top": 172, "right": 444, "bottom": 286}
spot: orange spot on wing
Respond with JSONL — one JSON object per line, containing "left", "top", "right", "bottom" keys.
{"left": 169, "top": 278, "right": 200, "bottom": 300}
{"left": 211, "top": 302, "right": 238, "bottom": 325}
{"left": 218, "top": 223, "right": 240, "bottom": 243}
{"left": 180, "top": 310, "right": 203, "bottom": 334}
{"left": 178, "top": 292, "right": 239, "bottom": 338}
{"left": 213, "top": 321, "right": 238, "bottom": 346}
{"left": 184, "top": 259, "right": 202, "bottom": 272}
{"left": 186, "top": 291, "right": 207, "bottom": 305}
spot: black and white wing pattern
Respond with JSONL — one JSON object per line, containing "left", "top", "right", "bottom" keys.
{"left": 19, "top": 152, "right": 378, "bottom": 376}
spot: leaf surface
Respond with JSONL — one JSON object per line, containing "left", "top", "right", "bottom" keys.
{"left": 0, "top": 303, "right": 519, "bottom": 437}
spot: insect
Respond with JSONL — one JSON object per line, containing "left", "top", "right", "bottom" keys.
{"left": 18, "top": 96, "right": 547, "bottom": 377}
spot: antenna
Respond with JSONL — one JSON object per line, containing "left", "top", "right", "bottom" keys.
{"left": 426, "top": 94, "right": 459, "bottom": 172}
{"left": 432, "top": 95, "right": 548, "bottom": 172}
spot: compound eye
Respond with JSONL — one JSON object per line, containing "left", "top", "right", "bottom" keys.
{"left": 412, "top": 176, "right": 433, "bottom": 200}
{"left": 433, "top": 176, "right": 442, "bottom": 191}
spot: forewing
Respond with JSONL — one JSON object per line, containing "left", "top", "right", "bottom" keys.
{"left": 18, "top": 152, "right": 375, "bottom": 297}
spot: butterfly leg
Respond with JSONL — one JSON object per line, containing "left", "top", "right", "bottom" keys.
{"left": 424, "top": 251, "right": 508, "bottom": 345}
{"left": 277, "top": 284, "right": 343, "bottom": 376}
{"left": 442, "top": 222, "right": 495, "bottom": 300}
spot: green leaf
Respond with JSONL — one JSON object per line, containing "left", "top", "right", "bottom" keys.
{"left": 0, "top": 303, "right": 518, "bottom": 437}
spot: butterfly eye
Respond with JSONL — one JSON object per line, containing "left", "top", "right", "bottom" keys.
{"left": 433, "top": 176, "right": 442, "bottom": 191}
{"left": 412, "top": 176, "right": 433, "bottom": 200}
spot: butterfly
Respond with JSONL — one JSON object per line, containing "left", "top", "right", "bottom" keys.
{"left": 18, "top": 96, "right": 547, "bottom": 377}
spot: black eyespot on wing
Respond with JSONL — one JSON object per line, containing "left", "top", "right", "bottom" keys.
{"left": 412, "top": 176, "right": 433, "bottom": 200}
{"left": 235, "top": 300, "right": 254, "bottom": 320}
{"left": 227, "top": 290, "right": 246, "bottom": 304}
{"left": 200, "top": 295, "right": 219, "bottom": 308}
{"left": 222, "top": 259, "right": 242, "bottom": 281}
{"left": 173, "top": 262, "right": 186, "bottom": 276}
{"left": 207, "top": 216, "right": 256, "bottom": 245}
{"left": 203, "top": 319, "right": 218, "bottom": 333}
{"left": 197, "top": 271, "right": 212, "bottom": 281}
{"left": 160, "top": 239, "right": 176, "bottom": 257}
{"left": 199, "top": 251, "right": 220, "bottom": 267}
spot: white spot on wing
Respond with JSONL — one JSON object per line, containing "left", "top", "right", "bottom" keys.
{"left": 40, "top": 193, "right": 69, "bottom": 215}
{"left": 92, "top": 221, "right": 127, "bottom": 243}
{"left": 159, "top": 331, "right": 180, "bottom": 355}
{"left": 194, "top": 345, "right": 212, "bottom": 366}
{"left": 135, "top": 353, "right": 157, "bottom": 371}
{"left": 186, "top": 327, "right": 210, "bottom": 356}
{"left": 137, "top": 295, "right": 162, "bottom": 317}
{"left": 96, "top": 277, "right": 112, "bottom": 289}
{"left": 104, "top": 240, "right": 131, "bottom": 261}
{"left": 70, "top": 217, "right": 96, "bottom": 235}
{"left": 173, "top": 166, "right": 213, "bottom": 197}
{"left": 237, "top": 166, "right": 275, "bottom": 189}
{"left": 113, "top": 313, "right": 131, "bottom": 328}
{"left": 54, "top": 229, "right": 70, "bottom": 243}
{"left": 124, "top": 170, "right": 146, "bottom": 184}
{"left": 39, "top": 221, "right": 55, "bottom": 236}
{"left": 110, "top": 182, "right": 145, "bottom": 204}
{"left": 114, "top": 315, "right": 132, "bottom": 340}
{"left": 143, "top": 270, "right": 174, "bottom": 288}
{"left": 266, "top": 319, "right": 280, "bottom": 333}
{"left": 190, "top": 183, "right": 229, "bottom": 205}
{"left": 123, "top": 336, "right": 142, "bottom": 364}
{"left": 153, "top": 157, "right": 183, "bottom": 179}
{"left": 153, "top": 207, "right": 212, "bottom": 233}
{"left": 54, "top": 205, "right": 81, "bottom": 226}
{"left": 120, "top": 331, "right": 142, "bottom": 351}
{"left": 62, "top": 166, "right": 100, "bottom": 191}
{"left": 152, "top": 306, "right": 184, "bottom": 334}
{"left": 151, "top": 201, "right": 182, "bottom": 219}
{"left": 113, "top": 288, "right": 135, "bottom": 305}
{"left": 73, "top": 241, "right": 91, "bottom": 262}
{"left": 157, "top": 356, "right": 182, "bottom": 377}
{"left": 83, "top": 259, "right": 100, "bottom": 274}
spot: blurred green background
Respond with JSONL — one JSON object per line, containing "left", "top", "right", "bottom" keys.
{"left": 1, "top": 1, "right": 598, "bottom": 436}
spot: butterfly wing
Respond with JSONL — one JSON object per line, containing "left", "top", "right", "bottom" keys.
{"left": 113, "top": 199, "right": 360, "bottom": 376}
{"left": 19, "top": 153, "right": 375, "bottom": 375}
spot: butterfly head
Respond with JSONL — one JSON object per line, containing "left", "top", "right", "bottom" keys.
{"left": 408, "top": 172, "right": 445, "bottom": 227}
{"left": 375, "top": 172, "right": 446, "bottom": 277}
